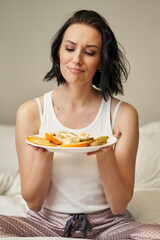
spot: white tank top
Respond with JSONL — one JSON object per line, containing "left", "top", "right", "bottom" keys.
{"left": 36, "top": 90, "right": 122, "bottom": 213}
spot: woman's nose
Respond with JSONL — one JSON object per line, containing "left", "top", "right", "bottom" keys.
{"left": 73, "top": 51, "right": 82, "bottom": 65}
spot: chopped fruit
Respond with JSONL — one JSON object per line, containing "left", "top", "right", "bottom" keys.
{"left": 60, "top": 141, "right": 89, "bottom": 148}
{"left": 88, "top": 138, "right": 107, "bottom": 146}
{"left": 57, "top": 131, "right": 81, "bottom": 143}
{"left": 27, "top": 131, "right": 109, "bottom": 148}
{"left": 45, "top": 133, "right": 62, "bottom": 145}
{"left": 79, "top": 132, "right": 89, "bottom": 140}
{"left": 26, "top": 136, "right": 57, "bottom": 146}
{"left": 96, "top": 136, "right": 108, "bottom": 141}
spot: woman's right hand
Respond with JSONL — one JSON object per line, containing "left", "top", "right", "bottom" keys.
{"left": 28, "top": 144, "right": 51, "bottom": 154}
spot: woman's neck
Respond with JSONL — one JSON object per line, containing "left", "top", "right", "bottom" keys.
{"left": 52, "top": 83, "right": 103, "bottom": 129}
{"left": 56, "top": 83, "right": 101, "bottom": 109}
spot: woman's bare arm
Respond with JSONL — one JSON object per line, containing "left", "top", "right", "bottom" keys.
{"left": 16, "top": 99, "right": 53, "bottom": 212}
{"left": 96, "top": 102, "right": 139, "bottom": 215}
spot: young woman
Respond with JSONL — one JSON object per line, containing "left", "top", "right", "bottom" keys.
{"left": 0, "top": 10, "right": 160, "bottom": 239}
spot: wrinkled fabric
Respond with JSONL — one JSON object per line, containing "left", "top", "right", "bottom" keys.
{"left": 0, "top": 207, "right": 160, "bottom": 239}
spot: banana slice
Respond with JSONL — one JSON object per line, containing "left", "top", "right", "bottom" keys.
{"left": 56, "top": 131, "right": 81, "bottom": 144}
{"left": 58, "top": 137, "right": 75, "bottom": 145}
{"left": 79, "top": 132, "right": 89, "bottom": 140}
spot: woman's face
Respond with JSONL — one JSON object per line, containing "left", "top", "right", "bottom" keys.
{"left": 59, "top": 23, "right": 102, "bottom": 86}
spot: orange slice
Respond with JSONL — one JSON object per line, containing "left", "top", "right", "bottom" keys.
{"left": 27, "top": 136, "right": 57, "bottom": 146}
{"left": 60, "top": 141, "right": 89, "bottom": 148}
{"left": 45, "top": 133, "right": 62, "bottom": 145}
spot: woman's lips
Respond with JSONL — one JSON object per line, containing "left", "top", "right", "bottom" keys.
{"left": 69, "top": 67, "right": 85, "bottom": 73}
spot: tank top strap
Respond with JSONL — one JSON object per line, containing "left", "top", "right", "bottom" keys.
{"left": 35, "top": 97, "right": 43, "bottom": 123}
{"left": 101, "top": 97, "right": 112, "bottom": 136}
{"left": 111, "top": 100, "right": 123, "bottom": 130}
{"left": 43, "top": 90, "right": 53, "bottom": 115}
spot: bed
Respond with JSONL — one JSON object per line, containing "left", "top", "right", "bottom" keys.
{"left": 0, "top": 121, "right": 160, "bottom": 239}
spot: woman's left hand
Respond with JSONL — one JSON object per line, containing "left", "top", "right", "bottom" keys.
{"left": 86, "top": 129, "right": 121, "bottom": 156}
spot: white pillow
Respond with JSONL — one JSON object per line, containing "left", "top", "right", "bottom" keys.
{"left": 135, "top": 121, "right": 160, "bottom": 189}
{"left": 0, "top": 124, "right": 18, "bottom": 172}
{"left": 0, "top": 169, "right": 21, "bottom": 195}
{"left": 0, "top": 195, "right": 28, "bottom": 216}
{"left": 128, "top": 189, "right": 160, "bottom": 224}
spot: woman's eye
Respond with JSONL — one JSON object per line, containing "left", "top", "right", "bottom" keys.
{"left": 66, "top": 48, "right": 74, "bottom": 52}
{"left": 85, "top": 51, "right": 95, "bottom": 56}
{"left": 65, "top": 47, "right": 95, "bottom": 56}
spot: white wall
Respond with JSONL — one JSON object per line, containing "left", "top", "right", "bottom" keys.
{"left": 0, "top": 0, "right": 160, "bottom": 126}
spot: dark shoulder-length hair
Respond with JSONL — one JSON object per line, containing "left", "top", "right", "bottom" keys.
{"left": 44, "top": 10, "right": 129, "bottom": 100}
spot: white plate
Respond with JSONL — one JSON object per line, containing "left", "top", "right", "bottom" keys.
{"left": 26, "top": 135, "right": 117, "bottom": 153}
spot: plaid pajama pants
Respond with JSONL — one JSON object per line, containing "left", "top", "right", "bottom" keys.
{"left": 0, "top": 207, "right": 160, "bottom": 239}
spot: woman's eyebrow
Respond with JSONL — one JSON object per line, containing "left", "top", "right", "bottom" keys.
{"left": 65, "top": 40, "right": 76, "bottom": 45}
{"left": 65, "top": 40, "right": 99, "bottom": 48}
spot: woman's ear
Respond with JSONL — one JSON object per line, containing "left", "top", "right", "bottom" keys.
{"left": 97, "top": 62, "right": 102, "bottom": 72}
{"left": 97, "top": 65, "right": 102, "bottom": 72}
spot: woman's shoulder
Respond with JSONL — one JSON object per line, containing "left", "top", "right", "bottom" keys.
{"left": 112, "top": 97, "right": 139, "bottom": 132}
{"left": 16, "top": 96, "right": 44, "bottom": 130}
{"left": 112, "top": 97, "right": 138, "bottom": 116}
